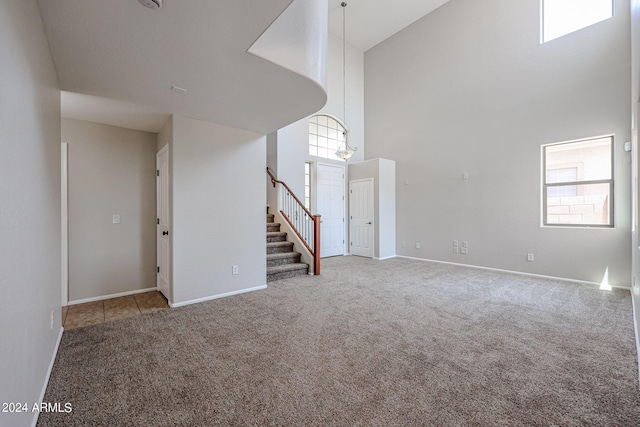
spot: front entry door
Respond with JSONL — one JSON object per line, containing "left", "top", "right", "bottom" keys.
{"left": 156, "top": 145, "right": 171, "bottom": 301}
{"left": 349, "top": 179, "right": 374, "bottom": 258}
{"left": 317, "top": 163, "right": 345, "bottom": 258}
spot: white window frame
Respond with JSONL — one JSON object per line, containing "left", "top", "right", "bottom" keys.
{"left": 542, "top": 135, "right": 614, "bottom": 228}
{"left": 308, "top": 114, "right": 348, "bottom": 162}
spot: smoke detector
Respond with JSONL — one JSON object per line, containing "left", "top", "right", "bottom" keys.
{"left": 138, "top": 0, "right": 162, "bottom": 9}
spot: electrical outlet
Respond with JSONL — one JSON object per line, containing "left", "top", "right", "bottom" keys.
{"left": 415, "top": 243, "right": 420, "bottom": 249}
{"left": 232, "top": 265, "right": 239, "bottom": 275}
{"left": 462, "top": 241, "right": 468, "bottom": 248}
{"left": 527, "top": 253, "right": 534, "bottom": 262}
{"left": 460, "top": 247, "right": 468, "bottom": 254}
{"left": 453, "top": 247, "right": 459, "bottom": 254}
{"left": 112, "top": 214, "right": 120, "bottom": 224}
{"left": 453, "top": 240, "right": 459, "bottom": 247}
{"left": 463, "top": 172, "right": 469, "bottom": 180}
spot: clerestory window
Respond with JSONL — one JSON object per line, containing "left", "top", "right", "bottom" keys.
{"left": 541, "top": 0, "right": 614, "bottom": 43}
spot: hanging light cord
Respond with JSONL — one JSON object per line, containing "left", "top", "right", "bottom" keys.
{"left": 342, "top": 2, "right": 347, "bottom": 126}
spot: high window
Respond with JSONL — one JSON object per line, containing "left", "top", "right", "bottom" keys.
{"left": 309, "top": 115, "right": 347, "bottom": 162}
{"left": 542, "top": 136, "right": 613, "bottom": 227}
{"left": 541, "top": 0, "right": 614, "bottom": 43}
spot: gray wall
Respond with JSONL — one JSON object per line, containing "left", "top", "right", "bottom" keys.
{"left": 171, "top": 116, "right": 266, "bottom": 306}
{"left": 63, "top": 119, "right": 157, "bottom": 302}
{"left": 0, "top": 1, "right": 62, "bottom": 425}
{"left": 365, "top": 0, "right": 631, "bottom": 285}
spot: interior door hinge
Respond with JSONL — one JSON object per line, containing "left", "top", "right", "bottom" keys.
{"left": 157, "top": 266, "right": 160, "bottom": 273}
{"left": 156, "top": 170, "right": 160, "bottom": 177}
{"left": 157, "top": 218, "right": 160, "bottom": 225}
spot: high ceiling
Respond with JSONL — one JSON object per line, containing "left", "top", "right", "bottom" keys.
{"left": 328, "top": 0, "right": 450, "bottom": 52}
{"left": 42, "top": 0, "right": 451, "bottom": 133}
{"left": 39, "top": 0, "right": 326, "bottom": 135}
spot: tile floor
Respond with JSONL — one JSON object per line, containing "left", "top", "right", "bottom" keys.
{"left": 62, "top": 291, "right": 169, "bottom": 330}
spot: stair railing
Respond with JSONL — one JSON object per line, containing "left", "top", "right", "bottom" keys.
{"left": 267, "top": 168, "right": 321, "bottom": 275}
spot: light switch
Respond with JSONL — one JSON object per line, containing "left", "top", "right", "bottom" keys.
{"left": 112, "top": 214, "right": 120, "bottom": 224}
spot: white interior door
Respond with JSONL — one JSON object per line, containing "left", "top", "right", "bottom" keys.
{"left": 156, "top": 145, "right": 171, "bottom": 301}
{"left": 350, "top": 179, "right": 374, "bottom": 258}
{"left": 317, "top": 163, "right": 345, "bottom": 258}
{"left": 61, "top": 142, "right": 68, "bottom": 306}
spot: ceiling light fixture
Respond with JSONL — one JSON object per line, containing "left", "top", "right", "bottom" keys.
{"left": 335, "top": 1, "right": 358, "bottom": 162}
{"left": 138, "top": 0, "right": 162, "bottom": 9}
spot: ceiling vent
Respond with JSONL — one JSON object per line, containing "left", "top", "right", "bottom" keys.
{"left": 138, "top": 0, "right": 162, "bottom": 9}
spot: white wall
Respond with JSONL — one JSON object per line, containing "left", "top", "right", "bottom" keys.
{"left": 365, "top": 0, "right": 632, "bottom": 286}
{"left": 63, "top": 119, "right": 157, "bottom": 302}
{"left": 272, "top": 32, "right": 365, "bottom": 199}
{"left": 171, "top": 116, "right": 266, "bottom": 306}
{"left": 0, "top": 1, "right": 62, "bottom": 426}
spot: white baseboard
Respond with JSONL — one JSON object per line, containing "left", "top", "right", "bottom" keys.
{"left": 32, "top": 326, "right": 64, "bottom": 427}
{"left": 374, "top": 255, "right": 397, "bottom": 261}
{"left": 66, "top": 287, "right": 157, "bottom": 306}
{"left": 632, "top": 291, "right": 640, "bottom": 391}
{"left": 170, "top": 285, "right": 268, "bottom": 308}
{"left": 395, "top": 256, "right": 631, "bottom": 290}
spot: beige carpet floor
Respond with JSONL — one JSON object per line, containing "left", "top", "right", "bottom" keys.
{"left": 39, "top": 256, "right": 640, "bottom": 426}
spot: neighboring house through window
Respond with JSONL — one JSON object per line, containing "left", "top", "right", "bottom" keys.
{"left": 542, "top": 135, "right": 613, "bottom": 227}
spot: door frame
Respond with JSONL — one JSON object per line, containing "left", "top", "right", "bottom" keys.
{"left": 316, "top": 161, "right": 346, "bottom": 257}
{"left": 349, "top": 178, "right": 375, "bottom": 258}
{"left": 61, "top": 142, "right": 68, "bottom": 306}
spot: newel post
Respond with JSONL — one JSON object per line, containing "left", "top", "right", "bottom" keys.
{"left": 313, "top": 214, "right": 321, "bottom": 275}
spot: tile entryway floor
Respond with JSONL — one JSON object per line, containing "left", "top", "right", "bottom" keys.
{"left": 62, "top": 291, "right": 169, "bottom": 330}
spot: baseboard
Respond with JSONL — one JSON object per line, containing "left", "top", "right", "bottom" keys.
{"left": 170, "top": 285, "right": 268, "bottom": 308}
{"left": 395, "top": 256, "right": 631, "bottom": 290}
{"left": 632, "top": 291, "right": 640, "bottom": 391}
{"left": 374, "top": 255, "right": 397, "bottom": 261}
{"left": 66, "top": 287, "right": 157, "bottom": 306}
{"left": 31, "top": 326, "right": 64, "bottom": 427}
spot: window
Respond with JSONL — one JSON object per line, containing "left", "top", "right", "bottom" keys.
{"left": 309, "top": 114, "right": 347, "bottom": 162}
{"left": 304, "top": 162, "right": 311, "bottom": 210}
{"left": 541, "top": 0, "right": 614, "bottom": 43}
{"left": 542, "top": 136, "right": 613, "bottom": 227}
{"left": 547, "top": 167, "right": 577, "bottom": 197}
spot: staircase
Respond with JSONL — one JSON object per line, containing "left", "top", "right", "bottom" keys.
{"left": 266, "top": 213, "right": 309, "bottom": 281}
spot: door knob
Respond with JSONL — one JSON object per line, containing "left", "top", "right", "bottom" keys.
{"left": 162, "top": 231, "right": 169, "bottom": 236}
{"left": 366, "top": 222, "right": 372, "bottom": 225}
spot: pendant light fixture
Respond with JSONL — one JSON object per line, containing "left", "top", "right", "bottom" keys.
{"left": 335, "top": 1, "right": 358, "bottom": 161}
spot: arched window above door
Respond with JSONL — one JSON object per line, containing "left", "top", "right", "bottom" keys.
{"left": 308, "top": 114, "right": 347, "bottom": 162}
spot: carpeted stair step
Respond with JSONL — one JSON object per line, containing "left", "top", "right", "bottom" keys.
{"left": 267, "top": 231, "right": 287, "bottom": 243}
{"left": 267, "top": 252, "right": 302, "bottom": 267}
{"left": 267, "top": 241, "right": 294, "bottom": 254}
{"left": 267, "top": 263, "right": 309, "bottom": 282}
{"left": 267, "top": 222, "right": 281, "bottom": 232}
{"left": 266, "top": 214, "right": 275, "bottom": 224}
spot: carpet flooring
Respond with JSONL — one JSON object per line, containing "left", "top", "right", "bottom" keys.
{"left": 38, "top": 257, "right": 640, "bottom": 426}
